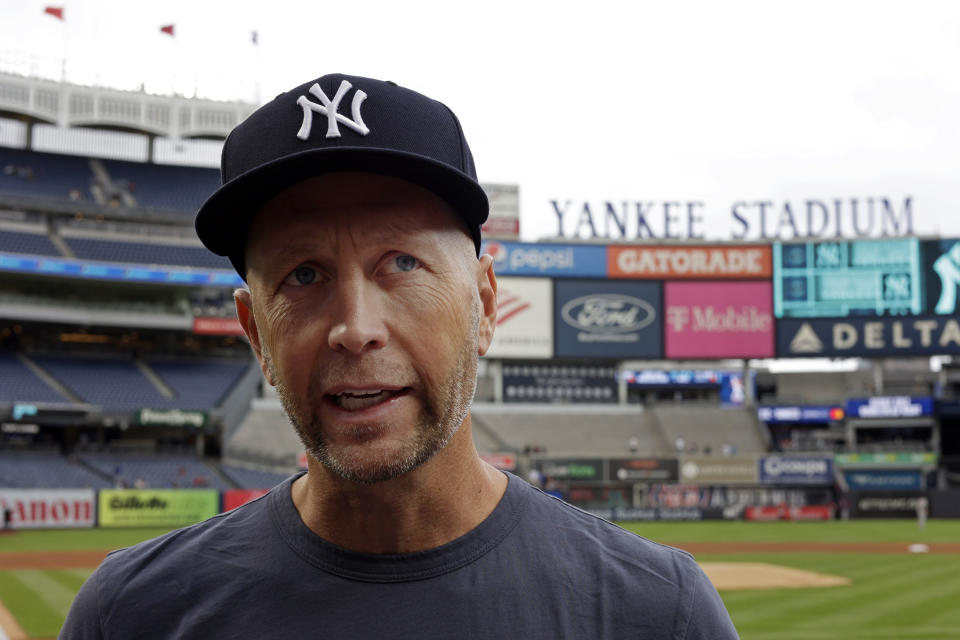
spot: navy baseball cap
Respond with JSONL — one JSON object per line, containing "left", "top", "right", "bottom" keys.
{"left": 195, "top": 73, "right": 489, "bottom": 278}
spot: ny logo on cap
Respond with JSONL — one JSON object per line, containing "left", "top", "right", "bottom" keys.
{"left": 296, "top": 80, "right": 369, "bottom": 140}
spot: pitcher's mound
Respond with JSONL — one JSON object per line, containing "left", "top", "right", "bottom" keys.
{"left": 700, "top": 562, "right": 852, "bottom": 590}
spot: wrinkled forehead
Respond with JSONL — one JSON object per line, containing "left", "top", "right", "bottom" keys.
{"left": 244, "top": 172, "right": 473, "bottom": 271}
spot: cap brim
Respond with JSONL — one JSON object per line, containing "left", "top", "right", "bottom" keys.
{"left": 195, "top": 146, "right": 489, "bottom": 277}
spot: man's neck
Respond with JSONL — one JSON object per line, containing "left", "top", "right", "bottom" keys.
{"left": 290, "top": 425, "right": 508, "bottom": 554}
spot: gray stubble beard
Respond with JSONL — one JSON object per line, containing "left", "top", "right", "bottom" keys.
{"left": 263, "top": 307, "right": 479, "bottom": 485}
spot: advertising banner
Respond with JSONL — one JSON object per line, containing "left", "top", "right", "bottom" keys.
{"left": 486, "top": 277, "right": 553, "bottom": 358}
{"left": 99, "top": 489, "right": 219, "bottom": 528}
{"left": 757, "top": 405, "right": 845, "bottom": 424}
{"left": 664, "top": 281, "right": 774, "bottom": 359}
{"left": 773, "top": 238, "right": 922, "bottom": 317}
{"left": 502, "top": 362, "right": 617, "bottom": 403}
{"left": 608, "top": 458, "right": 679, "bottom": 483}
{"left": 608, "top": 245, "right": 772, "bottom": 279}
{"left": 776, "top": 315, "right": 960, "bottom": 358}
{"left": 481, "top": 241, "right": 606, "bottom": 278}
{"left": 744, "top": 505, "right": 832, "bottom": 521}
{"left": 758, "top": 456, "right": 834, "bottom": 485}
{"left": 851, "top": 492, "right": 927, "bottom": 518}
{"left": 844, "top": 470, "right": 924, "bottom": 491}
{"left": 534, "top": 459, "right": 604, "bottom": 483}
{"left": 481, "top": 184, "right": 520, "bottom": 239}
{"left": 835, "top": 452, "right": 937, "bottom": 467}
{"left": 192, "top": 317, "right": 245, "bottom": 336}
{"left": 845, "top": 396, "right": 934, "bottom": 419}
{"left": 679, "top": 455, "right": 759, "bottom": 485}
{"left": 554, "top": 280, "right": 662, "bottom": 358}
{"left": 922, "top": 238, "right": 960, "bottom": 314}
{"left": 0, "top": 489, "right": 95, "bottom": 529}
{"left": 135, "top": 409, "right": 208, "bottom": 428}
{"left": 479, "top": 453, "right": 517, "bottom": 470}
{"left": 222, "top": 489, "right": 269, "bottom": 512}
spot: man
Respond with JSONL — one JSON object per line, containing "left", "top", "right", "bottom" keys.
{"left": 61, "top": 73, "right": 738, "bottom": 638}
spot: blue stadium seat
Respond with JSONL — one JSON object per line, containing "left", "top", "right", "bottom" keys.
{"left": 0, "top": 147, "right": 94, "bottom": 201}
{"left": 0, "top": 351, "right": 71, "bottom": 403}
{"left": 64, "top": 236, "right": 232, "bottom": 269}
{"left": 0, "top": 228, "right": 61, "bottom": 257}
{"left": 0, "top": 452, "right": 112, "bottom": 488}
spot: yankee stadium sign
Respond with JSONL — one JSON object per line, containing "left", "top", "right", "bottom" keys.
{"left": 549, "top": 196, "right": 913, "bottom": 241}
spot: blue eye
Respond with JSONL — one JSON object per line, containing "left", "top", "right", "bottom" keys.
{"left": 287, "top": 265, "right": 316, "bottom": 286}
{"left": 394, "top": 255, "right": 418, "bottom": 272}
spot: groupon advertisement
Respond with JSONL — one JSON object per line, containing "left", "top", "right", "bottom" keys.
{"left": 553, "top": 279, "right": 662, "bottom": 359}
{"left": 99, "top": 489, "right": 219, "bottom": 528}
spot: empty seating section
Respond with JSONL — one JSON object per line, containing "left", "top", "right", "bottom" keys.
{"left": 0, "top": 147, "right": 93, "bottom": 201}
{"left": 221, "top": 465, "right": 291, "bottom": 489}
{"left": 0, "top": 351, "right": 69, "bottom": 403}
{"left": 0, "top": 228, "right": 61, "bottom": 257}
{"left": 25, "top": 356, "right": 249, "bottom": 411}
{"left": 64, "top": 236, "right": 232, "bottom": 269}
{"left": 79, "top": 453, "right": 229, "bottom": 489}
{"left": 471, "top": 407, "right": 665, "bottom": 457}
{"left": 226, "top": 401, "right": 303, "bottom": 467}
{"left": 652, "top": 405, "right": 765, "bottom": 454}
{"left": 34, "top": 356, "right": 169, "bottom": 411}
{"left": 148, "top": 360, "right": 250, "bottom": 410}
{"left": 100, "top": 159, "right": 219, "bottom": 212}
{"left": 0, "top": 452, "right": 112, "bottom": 488}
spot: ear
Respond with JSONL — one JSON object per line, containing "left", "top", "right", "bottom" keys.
{"left": 235, "top": 288, "right": 275, "bottom": 386}
{"left": 475, "top": 254, "right": 498, "bottom": 356}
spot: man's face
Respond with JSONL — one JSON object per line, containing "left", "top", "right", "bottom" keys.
{"left": 237, "top": 173, "right": 495, "bottom": 485}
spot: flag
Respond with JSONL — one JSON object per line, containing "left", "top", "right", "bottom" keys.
{"left": 44, "top": 6, "right": 64, "bottom": 20}
{"left": 251, "top": 30, "right": 258, "bottom": 45}
{"left": 160, "top": 24, "right": 175, "bottom": 37}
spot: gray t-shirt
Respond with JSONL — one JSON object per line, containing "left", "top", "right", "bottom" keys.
{"left": 60, "top": 472, "right": 738, "bottom": 639}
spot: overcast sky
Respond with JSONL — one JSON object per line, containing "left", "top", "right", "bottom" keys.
{"left": 2, "top": 0, "right": 958, "bottom": 242}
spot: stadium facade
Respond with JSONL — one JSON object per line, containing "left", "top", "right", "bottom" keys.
{"left": 2, "top": 71, "right": 959, "bottom": 528}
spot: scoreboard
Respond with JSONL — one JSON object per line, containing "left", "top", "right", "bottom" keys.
{"left": 773, "top": 239, "right": 922, "bottom": 318}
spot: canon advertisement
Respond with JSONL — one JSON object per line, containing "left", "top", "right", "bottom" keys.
{"left": 758, "top": 456, "right": 834, "bottom": 485}
{"left": 664, "top": 281, "right": 774, "bottom": 359}
{"left": 553, "top": 280, "right": 662, "bottom": 358}
{"left": 0, "top": 489, "right": 95, "bottom": 529}
{"left": 485, "top": 277, "right": 553, "bottom": 358}
{"left": 777, "top": 315, "right": 960, "bottom": 358}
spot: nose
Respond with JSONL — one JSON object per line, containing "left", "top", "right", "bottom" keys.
{"left": 327, "top": 275, "right": 388, "bottom": 354}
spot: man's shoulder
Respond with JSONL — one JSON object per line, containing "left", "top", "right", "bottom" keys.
{"left": 97, "top": 486, "right": 276, "bottom": 583}
{"left": 515, "top": 478, "right": 698, "bottom": 572}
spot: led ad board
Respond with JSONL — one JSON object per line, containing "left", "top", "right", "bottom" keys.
{"left": 481, "top": 241, "right": 606, "bottom": 278}
{"left": 664, "top": 281, "right": 774, "bottom": 359}
{"left": 773, "top": 238, "right": 922, "bottom": 318}
{"left": 845, "top": 396, "right": 934, "bottom": 419}
{"left": 756, "top": 405, "right": 845, "bottom": 424}
{"left": 98, "top": 489, "right": 219, "bottom": 528}
{"left": 553, "top": 280, "right": 662, "bottom": 358}
{"left": 485, "top": 277, "right": 553, "bottom": 358}
{"left": 0, "top": 253, "right": 241, "bottom": 287}
{"left": 502, "top": 362, "right": 617, "bottom": 404}
{"left": 758, "top": 456, "right": 834, "bottom": 485}
{"left": 777, "top": 315, "right": 960, "bottom": 357}
{"left": 607, "top": 245, "right": 772, "bottom": 279}
{"left": 922, "top": 238, "right": 960, "bottom": 314}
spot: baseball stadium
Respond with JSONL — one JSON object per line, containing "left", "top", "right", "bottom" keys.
{"left": 1, "top": 30, "right": 960, "bottom": 640}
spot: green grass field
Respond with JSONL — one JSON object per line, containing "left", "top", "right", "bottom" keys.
{"left": 1, "top": 521, "right": 958, "bottom": 639}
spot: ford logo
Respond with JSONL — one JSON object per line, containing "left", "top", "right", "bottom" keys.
{"left": 561, "top": 294, "right": 655, "bottom": 334}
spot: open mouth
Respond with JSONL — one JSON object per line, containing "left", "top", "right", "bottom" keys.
{"left": 328, "top": 388, "right": 408, "bottom": 411}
